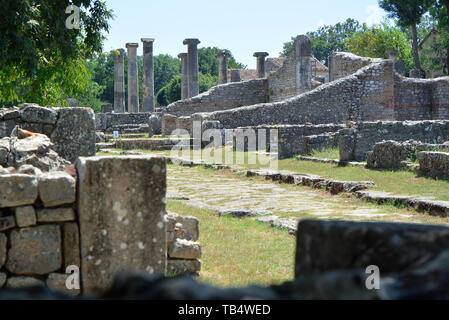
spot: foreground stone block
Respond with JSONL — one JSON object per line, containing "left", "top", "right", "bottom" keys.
{"left": 168, "top": 239, "right": 202, "bottom": 260}
{"left": 295, "top": 220, "right": 449, "bottom": 277}
{"left": 62, "top": 223, "right": 80, "bottom": 270}
{"left": 38, "top": 171, "right": 76, "bottom": 207}
{"left": 37, "top": 208, "right": 75, "bottom": 222}
{"left": 6, "top": 225, "right": 62, "bottom": 275}
{"left": 418, "top": 151, "right": 449, "bottom": 179}
{"left": 166, "top": 212, "right": 199, "bottom": 243}
{"left": 15, "top": 206, "right": 37, "bottom": 227}
{"left": 6, "top": 277, "right": 45, "bottom": 289}
{"left": 167, "top": 259, "right": 201, "bottom": 275}
{"left": 0, "top": 174, "right": 37, "bottom": 208}
{"left": 51, "top": 107, "right": 96, "bottom": 163}
{"left": 19, "top": 104, "right": 58, "bottom": 125}
{"left": 76, "top": 156, "right": 167, "bottom": 294}
{"left": 0, "top": 233, "right": 6, "bottom": 268}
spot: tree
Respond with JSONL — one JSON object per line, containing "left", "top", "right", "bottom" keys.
{"left": 0, "top": 1, "right": 113, "bottom": 106}
{"left": 346, "top": 21, "right": 414, "bottom": 72}
{"left": 379, "top": 0, "right": 434, "bottom": 72}
{"left": 281, "top": 18, "right": 363, "bottom": 65}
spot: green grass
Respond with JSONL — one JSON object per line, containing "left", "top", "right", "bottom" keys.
{"left": 167, "top": 200, "right": 295, "bottom": 288}
{"left": 310, "top": 147, "right": 340, "bottom": 159}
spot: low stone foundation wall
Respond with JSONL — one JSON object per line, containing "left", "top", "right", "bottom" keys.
{"left": 418, "top": 151, "right": 449, "bottom": 179}
{"left": 0, "top": 104, "right": 95, "bottom": 163}
{"left": 95, "top": 112, "right": 152, "bottom": 132}
{"left": 340, "top": 120, "right": 449, "bottom": 161}
{"left": 115, "top": 138, "right": 193, "bottom": 150}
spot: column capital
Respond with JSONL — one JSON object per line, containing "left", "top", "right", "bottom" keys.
{"left": 116, "top": 48, "right": 125, "bottom": 56}
{"left": 126, "top": 43, "right": 139, "bottom": 49}
{"left": 141, "top": 38, "right": 155, "bottom": 43}
{"left": 386, "top": 49, "right": 398, "bottom": 60}
{"left": 253, "top": 52, "right": 269, "bottom": 58}
{"left": 216, "top": 51, "right": 230, "bottom": 59}
{"left": 183, "top": 38, "right": 201, "bottom": 46}
{"left": 178, "top": 52, "right": 188, "bottom": 59}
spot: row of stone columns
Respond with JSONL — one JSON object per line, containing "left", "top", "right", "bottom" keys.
{"left": 179, "top": 39, "right": 201, "bottom": 99}
{"left": 114, "top": 39, "right": 155, "bottom": 113}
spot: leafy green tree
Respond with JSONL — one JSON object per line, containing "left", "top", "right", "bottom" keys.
{"left": 281, "top": 18, "right": 362, "bottom": 65}
{"left": 379, "top": 0, "right": 434, "bottom": 71}
{"left": 345, "top": 21, "right": 414, "bottom": 72}
{"left": 0, "top": 0, "right": 113, "bottom": 106}
{"left": 162, "top": 73, "right": 219, "bottom": 105}
{"left": 198, "top": 47, "right": 246, "bottom": 76}
{"left": 165, "top": 76, "right": 182, "bottom": 104}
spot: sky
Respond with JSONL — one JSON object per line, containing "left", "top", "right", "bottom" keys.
{"left": 103, "top": 0, "right": 386, "bottom": 69}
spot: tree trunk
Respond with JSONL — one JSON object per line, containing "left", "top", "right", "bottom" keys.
{"left": 411, "top": 23, "right": 422, "bottom": 72}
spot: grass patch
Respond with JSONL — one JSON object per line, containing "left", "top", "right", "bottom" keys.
{"left": 167, "top": 200, "right": 295, "bottom": 288}
{"left": 310, "top": 147, "right": 340, "bottom": 159}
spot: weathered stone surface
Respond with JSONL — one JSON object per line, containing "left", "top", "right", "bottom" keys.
{"left": 148, "top": 113, "right": 162, "bottom": 136}
{"left": 168, "top": 239, "right": 201, "bottom": 260}
{"left": 76, "top": 156, "right": 167, "bottom": 294}
{"left": 167, "top": 259, "right": 201, "bottom": 275}
{"left": 37, "top": 208, "right": 75, "bottom": 222}
{"left": 51, "top": 108, "right": 96, "bottom": 163}
{"left": 295, "top": 220, "right": 449, "bottom": 277}
{"left": 6, "top": 225, "right": 62, "bottom": 275}
{"left": 6, "top": 277, "right": 45, "bottom": 289}
{"left": 15, "top": 206, "right": 37, "bottom": 227}
{"left": 0, "top": 138, "right": 10, "bottom": 166}
{"left": 63, "top": 222, "right": 80, "bottom": 269}
{"left": 366, "top": 140, "right": 411, "bottom": 169}
{"left": 46, "top": 273, "right": 80, "bottom": 296}
{"left": 19, "top": 104, "right": 57, "bottom": 125}
{"left": 0, "top": 233, "right": 6, "bottom": 268}
{"left": 0, "top": 174, "right": 37, "bottom": 208}
{"left": 95, "top": 132, "right": 105, "bottom": 143}
{"left": 18, "top": 164, "right": 42, "bottom": 176}
{"left": 0, "top": 273, "right": 5, "bottom": 288}
{"left": 0, "top": 216, "right": 15, "bottom": 231}
{"left": 166, "top": 212, "right": 199, "bottom": 242}
{"left": 38, "top": 171, "right": 76, "bottom": 207}
{"left": 418, "top": 151, "right": 449, "bottom": 179}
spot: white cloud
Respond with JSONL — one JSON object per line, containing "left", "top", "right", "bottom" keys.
{"left": 365, "top": 5, "right": 383, "bottom": 26}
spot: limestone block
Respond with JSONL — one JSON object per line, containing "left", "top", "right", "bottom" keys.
{"left": 6, "top": 225, "right": 62, "bottom": 275}
{"left": 38, "top": 171, "right": 76, "bottom": 207}
{"left": 0, "top": 120, "right": 16, "bottom": 138}
{"left": 0, "top": 174, "right": 38, "bottom": 208}
{"left": 0, "top": 233, "right": 6, "bottom": 268}
{"left": 166, "top": 212, "right": 199, "bottom": 242}
{"left": 15, "top": 206, "right": 37, "bottom": 227}
{"left": 0, "top": 138, "right": 10, "bottom": 166}
{"left": 295, "top": 220, "right": 449, "bottom": 277}
{"left": 37, "top": 207, "right": 75, "bottom": 222}
{"left": 76, "top": 156, "right": 167, "bottom": 294}
{"left": 6, "top": 277, "right": 45, "bottom": 289}
{"left": 0, "top": 216, "right": 16, "bottom": 231}
{"left": 51, "top": 107, "right": 96, "bottom": 162}
{"left": 167, "top": 259, "right": 201, "bottom": 275}
{"left": 18, "top": 164, "right": 42, "bottom": 176}
{"left": 46, "top": 273, "right": 80, "bottom": 296}
{"left": 0, "top": 273, "right": 6, "bottom": 287}
{"left": 63, "top": 222, "right": 80, "bottom": 269}
{"left": 168, "top": 238, "right": 201, "bottom": 260}
{"left": 19, "top": 104, "right": 58, "bottom": 125}
{"left": 418, "top": 151, "right": 449, "bottom": 179}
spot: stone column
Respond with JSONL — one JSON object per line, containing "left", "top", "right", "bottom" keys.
{"left": 295, "top": 35, "right": 312, "bottom": 94}
{"left": 126, "top": 43, "right": 139, "bottom": 113}
{"left": 178, "top": 53, "right": 189, "bottom": 100}
{"left": 230, "top": 69, "right": 241, "bottom": 82}
{"left": 183, "top": 38, "right": 201, "bottom": 98}
{"left": 141, "top": 38, "right": 155, "bottom": 113}
{"left": 114, "top": 49, "right": 126, "bottom": 113}
{"left": 216, "top": 51, "right": 230, "bottom": 84}
{"left": 253, "top": 52, "right": 269, "bottom": 78}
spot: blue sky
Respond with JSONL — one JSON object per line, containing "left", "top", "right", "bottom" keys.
{"left": 103, "top": 0, "right": 387, "bottom": 68}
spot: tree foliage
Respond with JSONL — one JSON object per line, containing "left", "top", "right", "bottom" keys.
{"left": 345, "top": 21, "right": 414, "bottom": 72}
{"left": 281, "top": 18, "right": 363, "bottom": 65}
{"left": 0, "top": 0, "right": 113, "bottom": 106}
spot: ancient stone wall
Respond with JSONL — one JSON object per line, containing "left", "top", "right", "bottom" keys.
{"left": 418, "top": 151, "right": 449, "bottom": 179}
{"left": 0, "top": 104, "right": 95, "bottom": 163}
{"left": 95, "top": 112, "right": 152, "bottom": 132}
{"left": 163, "top": 79, "right": 268, "bottom": 117}
{"left": 328, "top": 52, "right": 380, "bottom": 82}
{"left": 208, "top": 60, "right": 397, "bottom": 128}
{"left": 268, "top": 35, "right": 312, "bottom": 102}
{"left": 339, "top": 120, "right": 449, "bottom": 161}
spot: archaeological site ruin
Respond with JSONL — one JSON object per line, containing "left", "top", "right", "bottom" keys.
{"left": 1, "top": 27, "right": 449, "bottom": 301}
